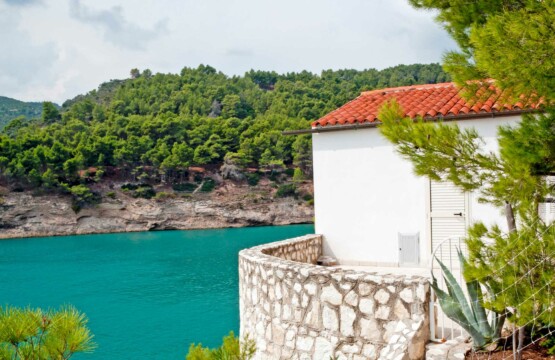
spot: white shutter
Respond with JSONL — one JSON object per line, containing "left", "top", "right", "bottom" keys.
{"left": 430, "top": 180, "right": 467, "bottom": 264}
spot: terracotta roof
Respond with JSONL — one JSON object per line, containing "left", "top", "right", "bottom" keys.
{"left": 312, "top": 82, "right": 542, "bottom": 128}
{"left": 188, "top": 166, "right": 206, "bottom": 173}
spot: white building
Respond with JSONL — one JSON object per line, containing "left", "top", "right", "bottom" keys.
{"left": 305, "top": 82, "right": 539, "bottom": 268}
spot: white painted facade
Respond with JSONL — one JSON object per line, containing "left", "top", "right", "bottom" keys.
{"left": 312, "top": 115, "right": 520, "bottom": 267}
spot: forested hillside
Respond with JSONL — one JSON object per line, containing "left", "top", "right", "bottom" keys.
{"left": 0, "top": 63, "right": 449, "bottom": 196}
{"left": 0, "top": 96, "right": 48, "bottom": 129}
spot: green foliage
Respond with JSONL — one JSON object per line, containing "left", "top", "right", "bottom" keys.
{"left": 200, "top": 178, "right": 216, "bottom": 192}
{"left": 284, "top": 168, "right": 295, "bottom": 177}
{"left": 68, "top": 184, "right": 98, "bottom": 210}
{"left": 379, "top": 101, "right": 552, "bottom": 215}
{"left": 120, "top": 183, "right": 156, "bottom": 198}
{"left": 0, "top": 64, "right": 449, "bottom": 190}
{"left": 275, "top": 183, "right": 297, "bottom": 198}
{"left": 379, "top": 102, "right": 555, "bottom": 348}
{"left": 106, "top": 191, "right": 116, "bottom": 199}
{"left": 133, "top": 185, "right": 156, "bottom": 199}
{"left": 245, "top": 173, "right": 260, "bottom": 186}
{"left": 42, "top": 102, "right": 61, "bottom": 124}
{"left": 292, "top": 168, "right": 304, "bottom": 182}
{"left": 431, "top": 251, "right": 505, "bottom": 349}
{"left": 0, "top": 96, "right": 45, "bottom": 130}
{"left": 154, "top": 191, "right": 176, "bottom": 200}
{"left": 185, "top": 331, "right": 256, "bottom": 360}
{"left": 465, "top": 220, "right": 555, "bottom": 328}
{"left": 121, "top": 183, "right": 140, "bottom": 191}
{"left": 0, "top": 305, "right": 95, "bottom": 359}
{"left": 173, "top": 182, "right": 198, "bottom": 192}
{"left": 539, "top": 333, "right": 555, "bottom": 355}
{"left": 409, "top": 0, "right": 555, "bottom": 102}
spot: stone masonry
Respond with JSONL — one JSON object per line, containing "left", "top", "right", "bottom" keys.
{"left": 239, "top": 234, "right": 431, "bottom": 360}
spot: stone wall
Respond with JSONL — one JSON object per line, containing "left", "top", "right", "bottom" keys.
{"left": 239, "top": 234, "right": 431, "bottom": 360}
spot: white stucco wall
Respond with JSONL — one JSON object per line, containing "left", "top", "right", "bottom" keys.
{"left": 312, "top": 115, "right": 521, "bottom": 266}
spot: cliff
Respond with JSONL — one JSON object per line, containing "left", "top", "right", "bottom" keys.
{"left": 0, "top": 180, "right": 314, "bottom": 239}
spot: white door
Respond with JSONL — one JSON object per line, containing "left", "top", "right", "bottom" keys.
{"left": 430, "top": 180, "right": 468, "bottom": 264}
{"left": 540, "top": 176, "right": 555, "bottom": 225}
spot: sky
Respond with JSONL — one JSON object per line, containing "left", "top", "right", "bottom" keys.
{"left": 0, "top": 0, "right": 457, "bottom": 104}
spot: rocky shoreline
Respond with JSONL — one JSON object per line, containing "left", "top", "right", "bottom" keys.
{"left": 0, "top": 181, "right": 314, "bottom": 239}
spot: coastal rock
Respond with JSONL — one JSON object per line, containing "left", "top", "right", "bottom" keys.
{"left": 0, "top": 181, "right": 314, "bottom": 239}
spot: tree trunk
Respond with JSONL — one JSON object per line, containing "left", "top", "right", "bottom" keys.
{"left": 505, "top": 201, "right": 517, "bottom": 233}
{"left": 506, "top": 202, "right": 521, "bottom": 359}
{"left": 494, "top": 311, "right": 507, "bottom": 339}
{"left": 513, "top": 327, "right": 518, "bottom": 360}
{"left": 517, "top": 326, "right": 525, "bottom": 360}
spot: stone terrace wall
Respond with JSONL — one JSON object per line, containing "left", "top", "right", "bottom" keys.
{"left": 239, "top": 234, "right": 431, "bottom": 360}
{"left": 259, "top": 233, "right": 322, "bottom": 264}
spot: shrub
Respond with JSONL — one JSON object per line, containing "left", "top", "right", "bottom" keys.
{"left": 68, "top": 184, "right": 99, "bottom": 211}
{"left": 540, "top": 334, "right": 555, "bottom": 355}
{"left": 186, "top": 331, "right": 255, "bottom": 360}
{"left": 200, "top": 178, "right": 215, "bottom": 192}
{"left": 246, "top": 173, "right": 260, "bottom": 186}
{"left": 121, "top": 183, "right": 139, "bottom": 191}
{"left": 268, "top": 172, "right": 279, "bottom": 182}
{"left": 284, "top": 168, "right": 295, "bottom": 177}
{"left": 302, "top": 193, "right": 313, "bottom": 201}
{"left": 275, "top": 183, "right": 297, "bottom": 198}
{"left": 155, "top": 191, "right": 176, "bottom": 200}
{"left": 133, "top": 186, "right": 156, "bottom": 199}
{"left": 172, "top": 182, "right": 198, "bottom": 192}
{"left": 106, "top": 191, "right": 116, "bottom": 199}
{"left": 292, "top": 167, "right": 304, "bottom": 182}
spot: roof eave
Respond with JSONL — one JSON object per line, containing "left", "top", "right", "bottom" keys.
{"left": 282, "top": 108, "right": 538, "bottom": 136}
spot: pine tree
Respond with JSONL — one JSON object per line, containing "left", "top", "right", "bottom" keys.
{"left": 0, "top": 305, "right": 95, "bottom": 359}
{"left": 403, "top": 2, "right": 555, "bottom": 355}
{"left": 379, "top": 101, "right": 555, "bottom": 354}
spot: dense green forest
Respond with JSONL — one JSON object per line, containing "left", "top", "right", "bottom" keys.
{"left": 0, "top": 63, "right": 449, "bottom": 197}
{"left": 0, "top": 96, "right": 53, "bottom": 130}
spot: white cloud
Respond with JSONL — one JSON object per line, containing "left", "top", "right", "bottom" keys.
{"left": 0, "top": 9, "right": 58, "bottom": 101}
{"left": 2, "top": 0, "right": 42, "bottom": 6}
{"left": 69, "top": 0, "right": 168, "bottom": 51}
{"left": 0, "top": 0, "right": 457, "bottom": 103}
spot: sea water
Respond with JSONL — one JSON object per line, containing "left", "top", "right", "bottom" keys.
{"left": 0, "top": 224, "right": 314, "bottom": 359}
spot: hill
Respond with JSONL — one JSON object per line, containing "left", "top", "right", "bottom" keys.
{"left": 0, "top": 63, "right": 450, "bottom": 194}
{"left": 0, "top": 96, "right": 48, "bottom": 129}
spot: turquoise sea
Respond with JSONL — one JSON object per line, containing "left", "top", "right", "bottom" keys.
{"left": 0, "top": 224, "right": 314, "bottom": 359}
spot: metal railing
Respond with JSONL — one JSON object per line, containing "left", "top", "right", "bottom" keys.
{"left": 429, "top": 236, "right": 468, "bottom": 341}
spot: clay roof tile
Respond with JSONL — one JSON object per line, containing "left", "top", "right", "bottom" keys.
{"left": 312, "top": 81, "right": 541, "bottom": 128}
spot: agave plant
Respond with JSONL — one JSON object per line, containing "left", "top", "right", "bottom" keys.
{"left": 431, "top": 250, "right": 506, "bottom": 350}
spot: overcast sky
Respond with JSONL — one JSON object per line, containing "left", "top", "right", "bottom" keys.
{"left": 0, "top": 0, "right": 456, "bottom": 104}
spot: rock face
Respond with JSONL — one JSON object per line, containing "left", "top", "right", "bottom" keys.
{"left": 0, "top": 182, "right": 313, "bottom": 239}
{"left": 239, "top": 235, "right": 431, "bottom": 360}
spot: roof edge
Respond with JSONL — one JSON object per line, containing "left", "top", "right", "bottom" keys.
{"left": 283, "top": 108, "right": 537, "bottom": 136}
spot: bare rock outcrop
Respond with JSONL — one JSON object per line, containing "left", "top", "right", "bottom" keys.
{"left": 0, "top": 182, "right": 313, "bottom": 239}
